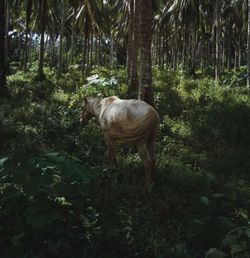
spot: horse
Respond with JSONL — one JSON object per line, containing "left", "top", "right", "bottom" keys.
{"left": 80, "top": 96, "right": 160, "bottom": 189}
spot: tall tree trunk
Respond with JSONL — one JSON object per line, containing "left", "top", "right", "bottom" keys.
{"left": 90, "top": 28, "right": 93, "bottom": 70}
{"left": 227, "top": 29, "right": 232, "bottom": 71}
{"left": 23, "top": 0, "right": 32, "bottom": 72}
{"left": 70, "top": 8, "right": 76, "bottom": 66}
{"left": 98, "top": 35, "right": 102, "bottom": 66}
{"left": 58, "top": 0, "right": 65, "bottom": 77}
{"left": 238, "top": 36, "right": 241, "bottom": 70}
{"left": 138, "top": 0, "right": 154, "bottom": 107}
{"left": 222, "top": 34, "right": 225, "bottom": 73}
{"left": 215, "top": 0, "right": 221, "bottom": 81}
{"left": 37, "top": 0, "right": 47, "bottom": 80}
{"left": 94, "top": 32, "right": 98, "bottom": 66}
{"left": 248, "top": 0, "right": 250, "bottom": 87}
{"left": 82, "top": 14, "right": 89, "bottom": 73}
{"left": 0, "top": 0, "right": 7, "bottom": 91}
{"left": 5, "top": 0, "right": 9, "bottom": 73}
{"left": 126, "top": 0, "right": 133, "bottom": 81}
{"left": 128, "top": 0, "right": 139, "bottom": 93}
{"left": 234, "top": 45, "right": 237, "bottom": 72}
{"left": 110, "top": 37, "right": 114, "bottom": 68}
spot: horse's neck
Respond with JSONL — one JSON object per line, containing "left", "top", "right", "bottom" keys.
{"left": 90, "top": 99, "right": 101, "bottom": 118}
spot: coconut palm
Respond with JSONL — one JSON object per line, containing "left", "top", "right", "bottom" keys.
{"left": 138, "top": 0, "right": 154, "bottom": 106}
{"left": 0, "top": 0, "right": 7, "bottom": 95}
{"left": 248, "top": 0, "right": 250, "bottom": 87}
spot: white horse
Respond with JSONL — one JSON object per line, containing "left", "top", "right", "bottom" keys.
{"left": 80, "top": 96, "right": 160, "bottom": 189}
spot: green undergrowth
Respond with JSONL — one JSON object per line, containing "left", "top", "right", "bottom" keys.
{"left": 1, "top": 67, "right": 250, "bottom": 257}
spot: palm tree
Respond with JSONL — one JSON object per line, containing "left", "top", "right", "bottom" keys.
{"left": 58, "top": 0, "right": 66, "bottom": 77}
{"left": 248, "top": 0, "right": 250, "bottom": 87}
{"left": 0, "top": 0, "right": 10, "bottom": 97}
{"left": 215, "top": 0, "right": 221, "bottom": 81}
{"left": 23, "top": 0, "right": 33, "bottom": 72}
{"left": 138, "top": 0, "right": 154, "bottom": 106}
{"left": 127, "top": 0, "right": 139, "bottom": 93}
{"left": 37, "top": 0, "right": 49, "bottom": 80}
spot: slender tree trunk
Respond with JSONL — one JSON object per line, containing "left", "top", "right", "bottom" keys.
{"left": 82, "top": 14, "right": 89, "bottom": 73}
{"left": 70, "top": 8, "right": 76, "bottom": 65}
{"left": 110, "top": 37, "right": 114, "bottom": 68}
{"left": 227, "top": 30, "right": 232, "bottom": 71}
{"left": 23, "top": 0, "right": 32, "bottom": 72}
{"left": 38, "top": 30, "right": 45, "bottom": 79}
{"left": 138, "top": 0, "right": 154, "bottom": 107}
{"left": 98, "top": 35, "right": 102, "bottom": 66}
{"left": 248, "top": 0, "right": 250, "bottom": 87}
{"left": 128, "top": 0, "right": 139, "bottom": 93}
{"left": 215, "top": 0, "right": 221, "bottom": 81}
{"left": 49, "top": 24, "right": 56, "bottom": 69}
{"left": 94, "top": 33, "right": 98, "bottom": 66}
{"left": 234, "top": 46, "right": 237, "bottom": 72}
{"left": 238, "top": 35, "right": 241, "bottom": 70}
{"left": 222, "top": 34, "right": 225, "bottom": 73}
{"left": 37, "top": 0, "right": 47, "bottom": 80}
{"left": 90, "top": 28, "right": 93, "bottom": 70}
{"left": 58, "top": 0, "right": 65, "bottom": 77}
{"left": 5, "top": 0, "right": 9, "bottom": 73}
{"left": 0, "top": 0, "right": 10, "bottom": 96}
{"left": 126, "top": 0, "right": 133, "bottom": 80}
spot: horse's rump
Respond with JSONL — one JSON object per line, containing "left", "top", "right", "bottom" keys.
{"left": 102, "top": 99, "right": 159, "bottom": 146}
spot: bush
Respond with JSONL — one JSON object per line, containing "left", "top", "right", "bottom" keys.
{"left": 0, "top": 153, "right": 98, "bottom": 258}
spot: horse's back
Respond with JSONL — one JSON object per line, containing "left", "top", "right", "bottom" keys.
{"left": 100, "top": 97, "right": 159, "bottom": 145}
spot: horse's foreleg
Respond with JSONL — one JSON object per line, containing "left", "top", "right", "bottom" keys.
{"left": 147, "top": 132, "right": 157, "bottom": 183}
{"left": 137, "top": 142, "right": 153, "bottom": 190}
{"left": 104, "top": 135, "right": 117, "bottom": 166}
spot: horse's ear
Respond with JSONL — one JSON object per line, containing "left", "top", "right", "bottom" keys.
{"left": 83, "top": 96, "right": 88, "bottom": 103}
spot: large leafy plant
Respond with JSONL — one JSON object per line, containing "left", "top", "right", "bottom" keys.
{"left": 0, "top": 153, "right": 98, "bottom": 258}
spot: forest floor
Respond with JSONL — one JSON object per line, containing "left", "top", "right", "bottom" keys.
{"left": 1, "top": 66, "right": 250, "bottom": 258}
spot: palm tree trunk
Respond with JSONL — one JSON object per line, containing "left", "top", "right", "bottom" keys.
{"left": 238, "top": 35, "right": 241, "bottom": 70}
{"left": 5, "top": 0, "right": 9, "bottom": 73}
{"left": 128, "top": 0, "right": 139, "bottom": 93}
{"left": 248, "top": 0, "right": 250, "bottom": 87}
{"left": 90, "top": 28, "right": 93, "bottom": 70}
{"left": 58, "top": 0, "right": 65, "bottom": 77}
{"left": 94, "top": 32, "right": 98, "bottom": 66}
{"left": 70, "top": 8, "right": 76, "bottom": 65}
{"left": 234, "top": 46, "right": 237, "bottom": 72}
{"left": 215, "top": 0, "right": 221, "bottom": 81}
{"left": 138, "top": 0, "right": 154, "bottom": 107}
{"left": 126, "top": 0, "right": 133, "bottom": 80}
{"left": 82, "top": 14, "right": 89, "bottom": 73}
{"left": 23, "top": 0, "right": 32, "bottom": 73}
{"left": 37, "top": 0, "right": 47, "bottom": 80}
{"left": 110, "top": 37, "right": 114, "bottom": 68}
{"left": 98, "top": 35, "right": 102, "bottom": 66}
{"left": 0, "top": 0, "right": 9, "bottom": 97}
{"left": 38, "top": 30, "right": 45, "bottom": 79}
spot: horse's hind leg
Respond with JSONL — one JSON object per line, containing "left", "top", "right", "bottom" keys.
{"left": 137, "top": 142, "right": 153, "bottom": 190}
{"left": 106, "top": 145, "right": 117, "bottom": 165}
{"left": 147, "top": 131, "right": 157, "bottom": 183}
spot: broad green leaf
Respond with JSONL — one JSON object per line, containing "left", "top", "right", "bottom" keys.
{"left": 222, "top": 234, "right": 236, "bottom": 246}
{"left": 0, "top": 156, "right": 8, "bottom": 167}
{"left": 200, "top": 196, "right": 209, "bottom": 206}
{"left": 11, "top": 232, "right": 25, "bottom": 247}
{"left": 206, "top": 248, "right": 226, "bottom": 258}
{"left": 231, "top": 244, "right": 247, "bottom": 254}
{"left": 246, "top": 228, "right": 250, "bottom": 238}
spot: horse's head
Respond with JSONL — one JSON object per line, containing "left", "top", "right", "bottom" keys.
{"left": 80, "top": 97, "right": 94, "bottom": 127}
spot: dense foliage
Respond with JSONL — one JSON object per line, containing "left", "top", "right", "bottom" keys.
{"left": 1, "top": 66, "right": 250, "bottom": 258}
